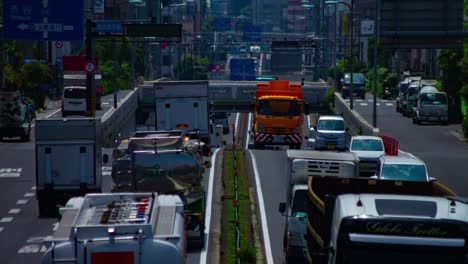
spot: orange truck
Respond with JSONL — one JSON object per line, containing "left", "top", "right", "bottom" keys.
{"left": 252, "top": 80, "right": 304, "bottom": 149}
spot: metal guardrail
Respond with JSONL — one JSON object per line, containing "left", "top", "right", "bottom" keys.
{"left": 334, "top": 92, "right": 380, "bottom": 136}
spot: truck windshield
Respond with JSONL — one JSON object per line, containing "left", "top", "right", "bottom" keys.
{"left": 420, "top": 93, "right": 447, "bottom": 105}
{"left": 381, "top": 164, "right": 427, "bottom": 181}
{"left": 317, "top": 120, "right": 345, "bottom": 131}
{"left": 337, "top": 242, "right": 466, "bottom": 264}
{"left": 292, "top": 190, "right": 308, "bottom": 216}
{"left": 344, "top": 74, "right": 366, "bottom": 83}
{"left": 257, "top": 99, "right": 301, "bottom": 116}
{"left": 351, "top": 139, "right": 383, "bottom": 151}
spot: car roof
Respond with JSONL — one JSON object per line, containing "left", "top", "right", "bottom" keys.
{"left": 379, "top": 156, "right": 425, "bottom": 165}
{"left": 318, "top": 115, "right": 344, "bottom": 121}
{"left": 351, "top": 135, "right": 382, "bottom": 141}
{"left": 64, "top": 86, "right": 86, "bottom": 89}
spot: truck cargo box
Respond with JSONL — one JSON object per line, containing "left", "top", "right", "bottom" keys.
{"left": 35, "top": 118, "right": 102, "bottom": 217}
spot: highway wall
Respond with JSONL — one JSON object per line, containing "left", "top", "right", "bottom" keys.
{"left": 100, "top": 90, "right": 138, "bottom": 147}
{"left": 334, "top": 93, "right": 380, "bottom": 136}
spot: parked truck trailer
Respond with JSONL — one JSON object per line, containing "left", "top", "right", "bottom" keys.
{"left": 0, "top": 91, "right": 32, "bottom": 141}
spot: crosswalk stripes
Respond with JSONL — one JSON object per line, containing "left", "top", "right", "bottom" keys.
{"left": 0, "top": 168, "right": 22, "bottom": 177}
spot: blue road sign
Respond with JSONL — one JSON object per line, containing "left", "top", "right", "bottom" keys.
{"left": 230, "top": 58, "right": 255, "bottom": 81}
{"left": 3, "top": 0, "right": 84, "bottom": 41}
{"left": 242, "top": 25, "right": 262, "bottom": 42}
{"left": 213, "top": 17, "right": 231, "bottom": 32}
{"left": 95, "top": 21, "right": 123, "bottom": 34}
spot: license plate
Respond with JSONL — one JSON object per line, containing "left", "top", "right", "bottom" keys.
{"left": 327, "top": 145, "right": 335, "bottom": 150}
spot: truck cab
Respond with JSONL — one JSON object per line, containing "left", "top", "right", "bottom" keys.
{"left": 279, "top": 150, "right": 360, "bottom": 262}
{"left": 412, "top": 85, "right": 448, "bottom": 125}
{"left": 311, "top": 115, "right": 348, "bottom": 151}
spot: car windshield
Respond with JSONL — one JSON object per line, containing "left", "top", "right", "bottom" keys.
{"left": 317, "top": 119, "right": 345, "bottom": 131}
{"left": 420, "top": 93, "right": 447, "bottom": 105}
{"left": 381, "top": 164, "right": 427, "bottom": 181}
{"left": 351, "top": 139, "right": 383, "bottom": 151}
{"left": 257, "top": 99, "right": 301, "bottom": 116}
{"left": 344, "top": 74, "right": 366, "bottom": 83}
{"left": 64, "top": 87, "right": 86, "bottom": 98}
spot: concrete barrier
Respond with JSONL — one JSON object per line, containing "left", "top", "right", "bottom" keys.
{"left": 334, "top": 93, "right": 379, "bottom": 136}
{"left": 101, "top": 90, "right": 138, "bottom": 147}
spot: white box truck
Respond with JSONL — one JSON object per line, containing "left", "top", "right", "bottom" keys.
{"left": 35, "top": 118, "right": 102, "bottom": 217}
{"left": 141, "top": 80, "right": 210, "bottom": 144}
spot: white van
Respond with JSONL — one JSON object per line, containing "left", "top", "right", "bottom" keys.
{"left": 61, "top": 86, "right": 87, "bottom": 117}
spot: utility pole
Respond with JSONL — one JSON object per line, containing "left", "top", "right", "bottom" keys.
{"left": 86, "top": 18, "right": 96, "bottom": 117}
{"left": 372, "top": 0, "right": 380, "bottom": 127}
{"left": 113, "top": 0, "right": 118, "bottom": 108}
{"left": 349, "top": 0, "right": 354, "bottom": 110}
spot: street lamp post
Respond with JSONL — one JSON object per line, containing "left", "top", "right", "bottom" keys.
{"left": 326, "top": 0, "right": 354, "bottom": 109}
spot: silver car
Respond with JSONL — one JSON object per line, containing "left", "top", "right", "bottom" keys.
{"left": 373, "top": 155, "right": 435, "bottom": 182}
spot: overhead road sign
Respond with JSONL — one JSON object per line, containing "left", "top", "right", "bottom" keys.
{"left": 3, "top": 0, "right": 84, "bottom": 41}
{"left": 124, "top": 23, "right": 182, "bottom": 41}
{"left": 213, "top": 17, "right": 232, "bottom": 32}
{"left": 379, "top": 0, "right": 464, "bottom": 48}
{"left": 95, "top": 21, "right": 123, "bottom": 34}
{"left": 242, "top": 25, "right": 262, "bottom": 42}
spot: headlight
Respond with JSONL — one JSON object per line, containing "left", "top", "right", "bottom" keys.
{"left": 294, "top": 125, "right": 300, "bottom": 133}
{"left": 257, "top": 123, "right": 264, "bottom": 132}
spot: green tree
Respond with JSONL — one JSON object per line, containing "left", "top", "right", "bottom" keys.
{"left": 179, "top": 54, "right": 209, "bottom": 80}
{"left": 437, "top": 48, "right": 464, "bottom": 123}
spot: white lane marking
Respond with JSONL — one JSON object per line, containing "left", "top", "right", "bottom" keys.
{"left": 0, "top": 217, "right": 13, "bottom": 223}
{"left": 199, "top": 148, "right": 220, "bottom": 264}
{"left": 53, "top": 222, "right": 59, "bottom": 231}
{"left": 360, "top": 103, "right": 368, "bottom": 106}
{"left": 385, "top": 103, "right": 393, "bottom": 106}
{"left": 31, "top": 186, "right": 36, "bottom": 190}
{"left": 0, "top": 226, "right": 3, "bottom": 233}
{"left": 18, "top": 244, "right": 47, "bottom": 254}
{"left": 9, "top": 209, "right": 21, "bottom": 214}
{"left": 250, "top": 154, "right": 274, "bottom": 264}
{"left": 235, "top": 113, "right": 240, "bottom": 140}
{"left": 17, "top": 199, "right": 28, "bottom": 205}
{"left": 24, "top": 192, "right": 35, "bottom": 197}
{"left": 0, "top": 168, "right": 22, "bottom": 177}
{"left": 245, "top": 113, "right": 252, "bottom": 149}
{"left": 102, "top": 102, "right": 110, "bottom": 105}
{"left": 45, "top": 108, "right": 61, "bottom": 119}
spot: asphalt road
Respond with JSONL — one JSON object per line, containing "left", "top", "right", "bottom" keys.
{"left": 244, "top": 95, "right": 468, "bottom": 264}
{"left": 0, "top": 90, "right": 137, "bottom": 264}
{"left": 350, "top": 95, "right": 468, "bottom": 196}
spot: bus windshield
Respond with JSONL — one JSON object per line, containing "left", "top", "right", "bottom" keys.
{"left": 257, "top": 99, "right": 302, "bottom": 116}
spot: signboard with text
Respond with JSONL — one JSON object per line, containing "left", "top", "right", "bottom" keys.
{"left": 3, "top": 0, "right": 84, "bottom": 40}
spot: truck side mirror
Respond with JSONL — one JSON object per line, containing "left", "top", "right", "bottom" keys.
{"left": 345, "top": 127, "right": 349, "bottom": 132}
{"left": 279, "top": 202, "right": 286, "bottom": 214}
{"left": 102, "top": 154, "right": 109, "bottom": 164}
